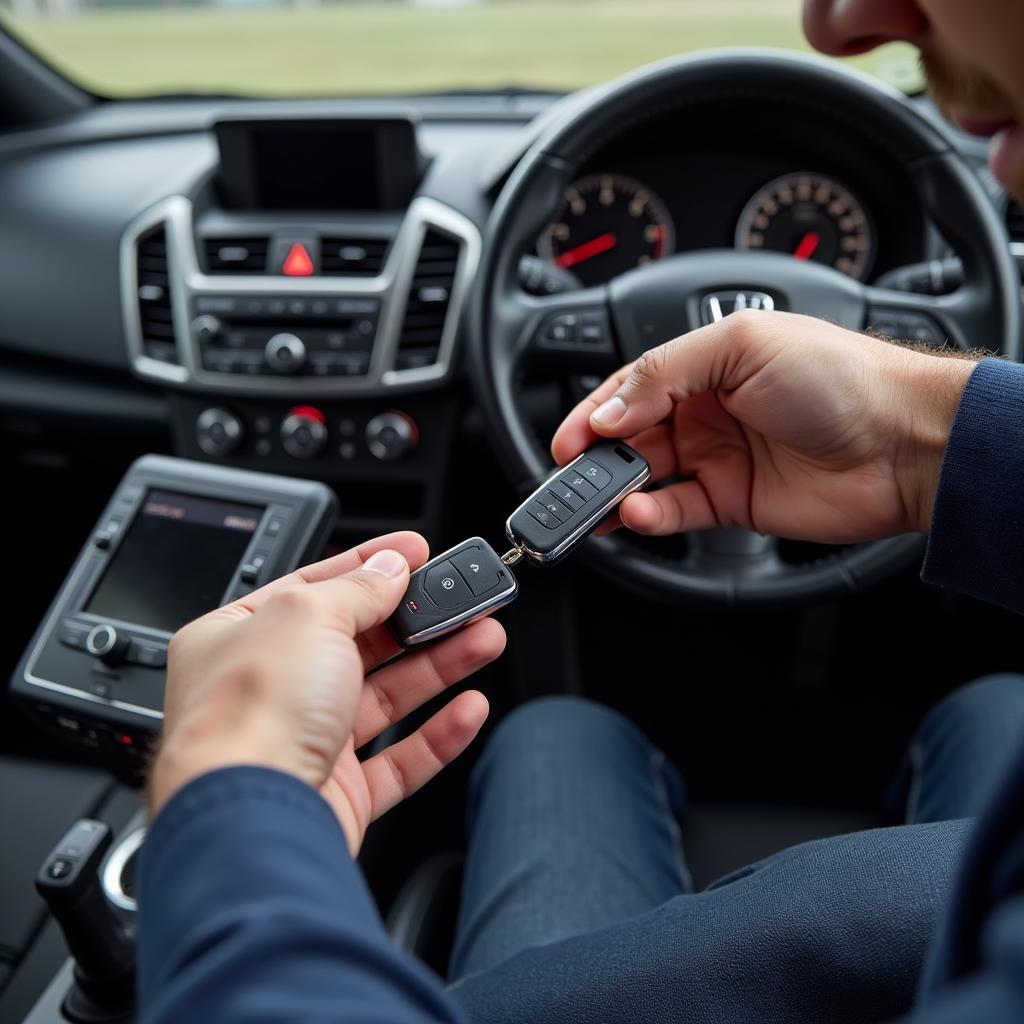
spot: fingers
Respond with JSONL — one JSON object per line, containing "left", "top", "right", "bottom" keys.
{"left": 236, "top": 532, "right": 430, "bottom": 612}
{"left": 618, "top": 481, "right": 721, "bottom": 535}
{"left": 551, "top": 363, "right": 634, "bottom": 465}
{"left": 354, "top": 618, "right": 506, "bottom": 748}
{"left": 361, "top": 690, "right": 490, "bottom": 821}
{"left": 310, "top": 549, "right": 412, "bottom": 637}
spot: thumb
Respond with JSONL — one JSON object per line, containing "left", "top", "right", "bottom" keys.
{"left": 588, "top": 316, "right": 753, "bottom": 438}
{"left": 312, "top": 548, "right": 410, "bottom": 637}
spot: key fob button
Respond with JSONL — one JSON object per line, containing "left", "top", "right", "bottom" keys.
{"left": 528, "top": 502, "right": 560, "bottom": 529}
{"left": 540, "top": 492, "right": 573, "bottom": 522}
{"left": 451, "top": 547, "right": 503, "bottom": 597}
{"left": 563, "top": 472, "right": 599, "bottom": 500}
{"left": 549, "top": 482, "right": 584, "bottom": 511}
{"left": 575, "top": 459, "right": 612, "bottom": 490}
{"left": 424, "top": 560, "right": 473, "bottom": 609}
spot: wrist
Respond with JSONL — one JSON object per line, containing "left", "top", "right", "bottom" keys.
{"left": 150, "top": 709, "right": 313, "bottom": 816}
{"left": 893, "top": 350, "right": 977, "bottom": 533}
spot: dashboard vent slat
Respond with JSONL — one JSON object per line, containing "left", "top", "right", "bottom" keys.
{"left": 395, "top": 230, "right": 461, "bottom": 372}
{"left": 136, "top": 225, "right": 179, "bottom": 363}
{"left": 320, "top": 237, "right": 389, "bottom": 276}
{"left": 204, "top": 237, "right": 268, "bottom": 273}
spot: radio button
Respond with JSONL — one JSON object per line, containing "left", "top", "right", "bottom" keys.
{"left": 129, "top": 641, "right": 167, "bottom": 669}
{"left": 265, "top": 333, "right": 307, "bottom": 374}
{"left": 191, "top": 314, "right": 223, "bottom": 345}
{"left": 59, "top": 620, "right": 89, "bottom": 650}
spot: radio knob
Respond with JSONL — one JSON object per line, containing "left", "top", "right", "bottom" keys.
{"left": 191, "top": 314, "right": 223, "bottom": 344}
{"left": 265, "top": 333, "right": 307, "bottom": 374}
{"left": 196, "top": 407, "right": 243, "bottom": 457}
{"left": 366, "top": 412, "right": 418, "bottom": 461}
{"left": 281, "top": 407, "right": 327, "bottom": 459}
{"left": 85, "top": 624, "right": 129, "bottom": 667}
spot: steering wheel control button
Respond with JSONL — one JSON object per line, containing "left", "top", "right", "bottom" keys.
{"left": 388, "top": 538, "right": 519, "bottom": 649}
{"left": 562, "top": 471, "right": 599, "bottom": 500}
{"left": 196, "top": 407, "right": 243, "bottom": 458}
{"left": 528, "top": 502, "right": 559, "bottom": 530}
{"left": 85, "top": 624, "right": 130, "bottom": 667}
{"left": 424, "top": 561, "right": 472, "bottom": 610}
{"left": 281, "top": 407, "right": 328, "bottom": 459}
{"left": 866, "top": 310, "right": 944, "bottom": 347}
{"left": 451, "top": 547, "right": 502, "bottom": 597}
{"left": 575, "top": 459, "right": 611, "bottom": 490}
{"left": 549, "top": 482, "right": 585, "bottom": 512}
{"left": 507, "top": 441, "right": 651, "bottom": 567}
{"left": 265, "top": 333, "right": 307, "bottom": 374}
{"left": 366, "top": 412, "right": 418, "bottom": 461}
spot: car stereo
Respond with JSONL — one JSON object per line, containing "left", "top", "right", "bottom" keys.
{"left": 12, "top": 456, "right": 337, "bottom": 760}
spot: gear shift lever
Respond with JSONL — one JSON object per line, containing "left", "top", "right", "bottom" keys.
{"left": 36, "top": 819, "right": 134, "bottom": 1022}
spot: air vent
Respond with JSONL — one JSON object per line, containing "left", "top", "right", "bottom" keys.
{"left": 394, "top": 230, "right": 460, "bottom": 371}
{"left": 204, "top": 237, "right": 268, "bottom": 273}
{"left": 136, "top": 225, "right": 178, "bottom": 365}
{"left": 320, "top": 237, "right": 389, "bottom": 276}
{"left": 1007, "top": 199, "right": 1024, "bottom": 243}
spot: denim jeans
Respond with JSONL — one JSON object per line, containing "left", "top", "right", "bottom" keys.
{"left": 448, "top": 675, "right": 1024, "bottom": 1024}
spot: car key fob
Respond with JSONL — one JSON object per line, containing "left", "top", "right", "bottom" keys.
{"left": 387, "top": 537, "right": 518, "bottom": 648}
{"left": 505, "top": 440, "right": 650, "bottom": 567}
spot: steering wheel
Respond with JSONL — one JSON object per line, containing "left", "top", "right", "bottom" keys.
{"left": 470, "top": 50, "right": 1021, "bottom": 606}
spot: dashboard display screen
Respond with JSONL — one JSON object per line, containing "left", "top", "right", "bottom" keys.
{"left": 85, "top": 490, "right": 262, "bottom": 633}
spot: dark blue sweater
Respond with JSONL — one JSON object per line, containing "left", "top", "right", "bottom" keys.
{"left": 138, "top": 357, "right": 1024, "bottom": 1024}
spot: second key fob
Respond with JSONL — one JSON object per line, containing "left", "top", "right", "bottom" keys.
{"left": 506, "top": 440, "right": 650, "bottom": 567}
{"left": 388, "top": 537, "right": 518, "bottom": 648}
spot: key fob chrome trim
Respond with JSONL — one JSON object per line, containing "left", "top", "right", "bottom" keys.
{"left": 505, "top": 441, "right": 650, "bottom": 567}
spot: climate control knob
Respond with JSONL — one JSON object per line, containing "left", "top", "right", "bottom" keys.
{"left": 191, "top": 314, "right": 223, "bottom": 345}
{"left": 366, "top": 412, "right": 418, "bottom": 461}
{"left": 196, "top": 407, "right": 243, "bottom": 457}
{"left": 281, "top": 407, "right": 327, "bottom": 460}
{"left": 265, "top": 333, "right": 306, "bottom": 374}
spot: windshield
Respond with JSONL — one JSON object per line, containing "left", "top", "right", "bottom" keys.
{"left": 0, "top": 0, "right": 921, "bottom": 100}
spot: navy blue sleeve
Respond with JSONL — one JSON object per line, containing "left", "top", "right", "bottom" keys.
{"left": 137, "top": 766, "right": 465, "bottom": 1024}
{"left": 922, "top": 357, "right": 1024, "bottom": 613}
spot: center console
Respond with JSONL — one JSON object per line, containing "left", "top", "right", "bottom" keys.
{"left": 11, "top": 455, "right": 337, "bottom": 757}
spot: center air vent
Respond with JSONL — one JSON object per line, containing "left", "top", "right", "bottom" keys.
{"left": 394, "top": 230, "right": 461, "bottom": 372}
{"left": 204, "top": 237, "right": 268, "bottom": 273}
{"left": 320, "top": 237, "right": 389, "bottom": 276}
{"left": 136, "top": 225, "right": 178, "bottom": 365}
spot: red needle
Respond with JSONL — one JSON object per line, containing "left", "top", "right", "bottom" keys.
{"left": 793, "top": 231, "right": 821, "bottom": 261}
{"left": 556, "top": 232, "right": 617, "bottom": 269}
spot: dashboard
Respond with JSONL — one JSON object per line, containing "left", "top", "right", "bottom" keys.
{"left": 0, "top": 76, "right": 1017, "bottom": 552}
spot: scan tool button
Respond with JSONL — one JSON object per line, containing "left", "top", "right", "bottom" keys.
{"left": 575, "top": 459, "right": 611, "bottom": 490}
{"left": 424, "top": 560, "right": 472, "bottom": 610}
{"left": 451, "top": 548, "right": 501, "bottom": 597}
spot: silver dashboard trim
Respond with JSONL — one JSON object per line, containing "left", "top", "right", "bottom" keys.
{"left": 505, "top": 454, "right": 651, "bottom": 566}
{"left": 120, "top": 194, "right": 481, "bottom": 396}
{"left": 102, "top": 825, "right": 146, "bottom": 912}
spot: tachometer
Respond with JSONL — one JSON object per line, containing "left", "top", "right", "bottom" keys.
{"left": 540, "top": 174, "right": 675, "bottom": 287}
{"left": 735, "top": 172, "right": 875, "bottom": 281}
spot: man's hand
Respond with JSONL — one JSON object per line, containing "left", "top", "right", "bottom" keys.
{"left": 553, "top": 311, "right": 978, "bottom": 541}
{"left": 150, "top": 532, "right": 505, "bottom": 854}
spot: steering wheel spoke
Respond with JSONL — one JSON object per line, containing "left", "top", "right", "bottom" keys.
{"left": 863, "top": 286, "right": 973, "bottom": 350}
{"left": 500, "top": 285, "right": 621, "bottom": 374}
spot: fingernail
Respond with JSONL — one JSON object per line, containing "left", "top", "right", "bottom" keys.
{"left": 591, "top": 395, "right": 626, "bottom": 427}
{"left": 363, "top": 549, "right": 407, "bottom": 579}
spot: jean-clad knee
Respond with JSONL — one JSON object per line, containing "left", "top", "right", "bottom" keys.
{"left": 906, "top": 673, "right": 1024, "bottom": 824}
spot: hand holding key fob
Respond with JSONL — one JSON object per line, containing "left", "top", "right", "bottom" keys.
{"left": 505, "top": 440, "right": 650, "bottom": 566}
{"left": 387, "top": 441, "right": 649, "bottom": 647}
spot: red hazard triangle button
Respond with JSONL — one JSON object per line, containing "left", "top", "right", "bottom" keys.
{"left": 282, "top": 242, "right": 315, "bottom": 277}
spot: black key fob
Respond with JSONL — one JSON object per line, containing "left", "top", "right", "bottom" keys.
{"left": 388, "top": 537, "right": 518, "bottom": 648}
{"left": 505, "top": 440, "right": 650, "bottom": 567}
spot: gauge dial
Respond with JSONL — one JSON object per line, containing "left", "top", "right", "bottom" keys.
{"left": 540, "top": 174, "right": 675, "bottom": 287}
{"left": 735, "top": 172, "right": 875, "bottom": 281}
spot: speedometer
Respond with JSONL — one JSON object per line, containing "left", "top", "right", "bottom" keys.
{"left": 735, "top": 172, "right": 875, "bottom": 281}
{"left": 540, "top": 174, "right": 675, "bottom": 287}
